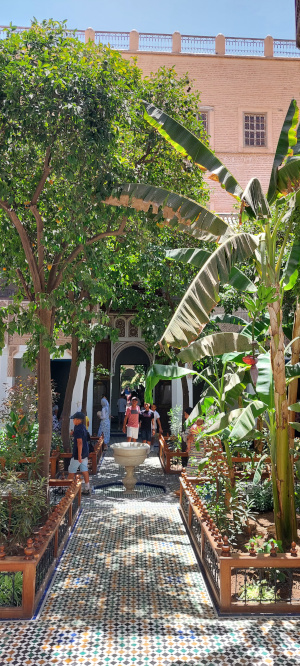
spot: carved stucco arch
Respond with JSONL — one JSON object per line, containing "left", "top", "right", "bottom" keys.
{"left": 112, "top": 341, "right": 153, "bottom": 374}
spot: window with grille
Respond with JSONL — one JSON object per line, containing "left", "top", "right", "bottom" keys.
{"left": 200, "top": 111, "right": 208, "bottom": 134}
{"left": 244, "top": 113, "right": 266, "bottom": 147}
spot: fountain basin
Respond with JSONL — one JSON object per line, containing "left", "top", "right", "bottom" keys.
{"left": 110, "top": 442, "right": 150, "bottom": 492}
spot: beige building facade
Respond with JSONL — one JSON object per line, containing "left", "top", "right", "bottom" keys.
{"left": 121, "top": 33, "right": 300, "bottom": 213}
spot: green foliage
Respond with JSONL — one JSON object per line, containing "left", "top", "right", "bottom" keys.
{"left": 0, "top": 572, "right": 23, "bottom": 607}
{"left": 196, "top": 480, "right": 257, "bottom": 544}
{"left": 239, "top": 480, "right": 273, "bottom": 513}
{"left": 0, "top": 475, "right": 48, "bottom": 554}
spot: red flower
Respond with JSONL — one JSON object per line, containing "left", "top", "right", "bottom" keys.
{"left": 12, "top": 435, "right": 16, "bottom": 438}
{"left": 242, "top": 356, "right": 257, "bottom": 366}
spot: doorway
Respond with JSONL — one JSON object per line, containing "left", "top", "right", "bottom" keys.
{"left": 51, "top": 360, "right": 71, "bottom": 418}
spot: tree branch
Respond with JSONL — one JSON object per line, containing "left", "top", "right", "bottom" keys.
{"left": 0, "top": 199, "right": 41, "bottom": 294}
{"left": 31, "top": 147, "right": 51, "bottom": 205}
{"left": 30, "top": 205, "right": 45, "bottom": 289}
{"left": 50, "top": 217, "right": 127, "bottom": 292}
{"left": 16, "top": 268, "right": 34, "bottom": 301}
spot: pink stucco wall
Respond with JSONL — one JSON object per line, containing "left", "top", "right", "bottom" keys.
{"left": 123, "top": 51, "right": 300, "bottom": 213}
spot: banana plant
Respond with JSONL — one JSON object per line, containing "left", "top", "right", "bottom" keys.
{"left": 106, "top": 98, "right": 300, "bottom": 548}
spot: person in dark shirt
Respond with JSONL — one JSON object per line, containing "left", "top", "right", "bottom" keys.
{"left": 68, "top": 411, "right": 91, "bottom": 495}
{"left": 139, "top": 403, "right": 155, "bottom": 445}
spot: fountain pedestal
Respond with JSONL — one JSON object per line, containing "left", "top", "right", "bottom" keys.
{"left": 111, "top": 442, "right": 150, "bottom": 493}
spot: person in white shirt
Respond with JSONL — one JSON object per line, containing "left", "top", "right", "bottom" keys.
{"left": 117, "top": 393, "right": 127, "bottom": 430}
{"left": 151, "top": 403, "right": 163, "bottom": 445}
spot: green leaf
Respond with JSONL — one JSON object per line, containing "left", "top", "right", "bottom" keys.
{"left": 276, "top": 156, "right": 300, "bottom": 198}
{"left": 267, "top": 99, "right": 299, "bottom": 203}
{"left": 285, "top": 362, "right": 300, "bottom": 380}
{"left": 253, "top": 454, "right": 269, "bottom": 485}
{"left": 281, "top": 242, "right": 300, "bottom": 290}
{"left": 289, "top": 422, "right": 300, "bottom": 432}
{"left": 229, "top": 400, "right": 266, "bottom": 441}
{"left": 106, "top": 183, "right": 230, "bottom": 241}
{"left": 159, "top": 233, "right": 259, "bottom": 350}
{"left": 142, "top": 101, "right": 243, "bottom": 199}
{"left": 255, "top": 352, "right": 274, "bottom": 409}
{"left": 203, "top": 408, "right": 244, "bottom": 436}
{"left": 167, "top": 248, "right": 256, "bottom": 293}
{"left": 144, "top": 363, "right": 198, "bottom": 403}
{"left": 242, "top": 178, "right": 270, "bottom": 218}
{"left": 166, "top": 247, "right": 211, "bottom": 268}
{"left": 179, "top": 332, "right": 252, "bottom": 363}
{"left": 288, "top": 403, "right": 300, "bottom": 412}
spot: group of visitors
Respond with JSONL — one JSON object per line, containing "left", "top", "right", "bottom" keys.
{"left": 122, "top": 398, "right": 162, "bottom": 446}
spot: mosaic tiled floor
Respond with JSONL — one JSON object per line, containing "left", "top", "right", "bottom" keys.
{"left": 1, "top": 445, "right": 300, "bottom": 665}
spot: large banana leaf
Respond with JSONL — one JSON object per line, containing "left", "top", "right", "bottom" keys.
{"left": 255, "top": 352, "right": 274, "bottom": 409}
{"left": 224, "top": 368, "right": 248, "bottom": 406}
{"left": 203, "top": 408, "right": 244, "bottom": 436}
{"left": 159, "top": 232, "right": 258, "bottom": 351}
{"left": 105, "top": 183, "right": 230, "bottom": 241}
{"left": 229, "top": 400, "right": 266, "bottom": 441}
{"left": 142, "top": 101, "right": 243, "bottom": 199}
{"left": 242, "top": 178, "right": 270, "bottom": 218}
{"left": 267, "top": 99, "right": 299, "bottom": 203}
{"left": 166, "top": 248, "right": 257, "bottom": 293}
{"left": 281, "top": 242, "right": 300, "bottom": 291}
{"left": 144, "top": 363, "right": 198, "bottom": 403}
{"left": 178, "top": 332, "right": 252, "bottom": 363}
{"left": 285, "top": 362, "right": 300, "bottom": 381}
{"left": 276, "top": 157, "right": 300, "bottom": 197}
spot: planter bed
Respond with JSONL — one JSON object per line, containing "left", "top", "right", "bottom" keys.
{"left": 0, "top": 478, "right": 81, "bottom": 620}
{"left": 159, "top": 435, "right": 188, "bottom": 473}
{"left": 180, "top": 472, "right": 300, "bottom": 615}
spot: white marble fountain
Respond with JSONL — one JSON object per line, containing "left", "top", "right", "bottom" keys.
{"left": 110, "top": 442, "right": 150, "bottom": 492}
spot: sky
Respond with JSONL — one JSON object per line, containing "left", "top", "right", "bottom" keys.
{"left": 0, "top": 0, "right": 297, "bottom": 40}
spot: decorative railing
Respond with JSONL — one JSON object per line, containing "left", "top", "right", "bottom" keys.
{"left": 0, "top": 478, "right": 81, "bottom": 619}
{"left": 274, "top": 39, "right": 300, "bottom": 58}
{"left": 181, "top": 35, "right": 215, "bottom": 54}
{"left": 0, "top": 26, "right": 299, "bottom": 58}
{"left": 139, "top": 32, "right": 172, "bottom": 52}
{"left": 94, "top": 31, "right": 130, "bottom": 50}
{"left": 180, "top": 473, "right": 300, "bottom": 614}
{"left": 225, "top": 36, "right": 265, "bottom": 56}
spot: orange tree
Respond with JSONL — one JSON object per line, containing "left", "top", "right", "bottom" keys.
{"left": 0, "top": 21, "right": 210, "bottom": 478}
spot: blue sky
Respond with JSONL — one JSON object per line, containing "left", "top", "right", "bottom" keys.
{"left": 0, "top": 0, "right": 296, "bottom": 40}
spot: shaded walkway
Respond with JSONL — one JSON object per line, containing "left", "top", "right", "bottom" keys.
{"left": 0, "top": 446, "right": 300, "bottom": 665}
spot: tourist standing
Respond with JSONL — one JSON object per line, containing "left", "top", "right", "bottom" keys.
{"left": 97, "top": 397, "right": 111, "bottom": 448}
{"left": 123, "top": 396, "right": 140, "bottom": 442}
{"left": 151, "top": 402, "right": 163, "bottom": 445}
{"left": 68, "top": 411, "right": 91, "bottom": 495}
{"left": 117, "top": 392, "right": 127, "bottom": 431}
{"left": 139, "top": 403, "right": 155, "bottom": 446}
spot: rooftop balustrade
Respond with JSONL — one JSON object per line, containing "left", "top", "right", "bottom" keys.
{"left": 0, "top": 26, "right": 299, "bottom": 58}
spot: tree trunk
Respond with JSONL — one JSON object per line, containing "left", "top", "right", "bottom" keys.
{"left": 288, "top": 298, "right": 300, "bottom": 450}
{"left": 36, "top": 308, "right": 53, "bottom": 482}
{"left": 177, "top": 361, "right": 190, "bottom": 411}
{"left": 60, "top": 336, "right": 79, "bottom": 451}
{"left": 268, "top": 296, "right": 297, "bottom": 548}
{"left": 81, "top": 353, "right": 91, "bottom": 415}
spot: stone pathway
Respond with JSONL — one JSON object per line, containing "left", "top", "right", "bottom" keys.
{"left": 0, "top": 445, "right": 300, "bottom": 665}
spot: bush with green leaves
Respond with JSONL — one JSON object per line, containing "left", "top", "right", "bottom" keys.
{"left": 0, "top": 571, "right": 23, "bottom": 607}
{"left": 239, "top": 480, "right": 273, "bottom": 513}
{"left": 0, "top": 474, "right": 48, "bottom": 554}
{"left": 196, "top": 479, "right": 256, "bottom": 545}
